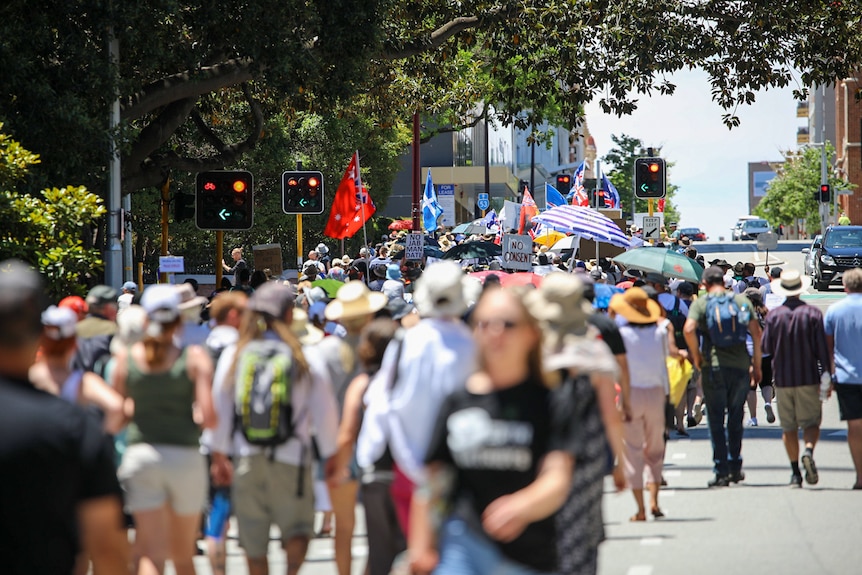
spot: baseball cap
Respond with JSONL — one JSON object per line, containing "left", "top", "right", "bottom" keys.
{"left": 703, "top": 266, "right": 726, "bottom": 284}
{"left": 248, "top": 282, "right": 296, "bottom": 318}
{"left": 41, "top": 305, "right": 78, "bottom": 340}
{"left": 769, "top": 266, "right": 783, "bottom": 278}
{"left": 122, "top": 281, "right": 138, "bottom": 292}
{"left": 86, "top": 285, "right": 118, "bottom": 306}
{"left": 140, "top": 284, "right": 181, "bottom": 324}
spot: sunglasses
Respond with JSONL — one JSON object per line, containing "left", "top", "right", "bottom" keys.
{"left": 474, "top": 318, "right": 524, "bottom": 332}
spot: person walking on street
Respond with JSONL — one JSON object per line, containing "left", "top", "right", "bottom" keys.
{"left": 761, "top": 270, "right": 831, "bottom": 487}
{"left": 684, "top": 266, "right": 762, "bottom": 487}
{"left": 0, "top": 260, "right": 129, "bottom": 575}
{"left": 824, "top": 268, "right": 862, "bottom": 489}
{"left": 222, "top": 247, "right": 248, "bottom": 285}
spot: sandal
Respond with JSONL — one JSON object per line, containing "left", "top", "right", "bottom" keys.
{"left": 651, "top": 508, "right": 665, "bottom": 519}
{"left": 629, "top": 513, "right": 646, "bottom": 522}
{"left": 314, "top": 527, "right": 332, "bottom": 538}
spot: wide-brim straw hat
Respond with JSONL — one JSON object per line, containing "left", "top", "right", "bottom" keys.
{"left": 525, "top": 272, "right": 594, "bottom": 337}
{"left": 609, "top": 286, "right": 663, "bottom": 324}
{"left": 770, "top": 269, "right": 811, "bottom": 297}
{"left": 324, "top": 280, "right": 387, "bottom": 321}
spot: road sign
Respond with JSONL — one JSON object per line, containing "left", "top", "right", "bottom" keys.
{"left": 757, "top": 231, "right": 779, "bottom": 251}
{"left": 158, "top": 256, "right": 184, "bottom": 274}
{"left": 836, "top": 189, "right": 854, "bottom": 196}
{"left": 477, "top": 192, "right": 490, "bottom": 211}
{"left": 437, "top": 184, "right": 456, "bottom": 226}
{"left": 642, "top": 216, "right": 662, "bottom": 241}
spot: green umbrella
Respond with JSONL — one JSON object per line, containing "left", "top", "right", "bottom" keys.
{"left": 311, "top": 278, "right": 344, "bottom": 298}
{"left": 612, "top": 247, "right": 704, "bottom": 283}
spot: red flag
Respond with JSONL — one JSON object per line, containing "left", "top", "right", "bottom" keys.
{"left": 324, "top": 152, "right": 376, "bottom": 239}
{"left": 518, "top": 187, "right": 539, "bottom": 235}
{"left": 657, "top": 198, "right": 666, "bottom": 212}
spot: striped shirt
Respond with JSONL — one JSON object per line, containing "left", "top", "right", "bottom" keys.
{"left": 761, "top": 298, "right": 830, "bottom": 388}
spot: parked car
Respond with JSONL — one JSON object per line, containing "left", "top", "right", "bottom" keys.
{"left": 732, "top": 218, "right": 771, "bottom": 241}
{"left": 812, "top": 226, "right": 862, "bottom": 291}
{"left": 801, "top": 234, "right": 822, "bottom": 277}
{"left": 678, "top": 227, "right": 707, "bottom": 241}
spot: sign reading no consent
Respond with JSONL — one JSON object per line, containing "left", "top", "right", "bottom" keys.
{"left": 502, "top": 234, "right": 533, "bottom": 271}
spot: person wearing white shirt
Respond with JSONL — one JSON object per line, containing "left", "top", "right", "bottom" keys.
{"left": 208, "top": 283, "right": 339, "bottom": 575}
{"left": 356, "top": 262, "right": 476, "bottom": 537}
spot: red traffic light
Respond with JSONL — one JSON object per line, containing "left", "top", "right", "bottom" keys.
{"left": 287, "top": 178, "right": 298, "bottom": 187}
{"left": 204, "top": 182, "right": 216, "bottom": 191}
{"left": 820, "top": 184, "right": 830, "bottom": 192}
{"left": 308, "top": 176, "right": 320, "bottom": 188}
{"left": 232, "top": 180, "right": 247, "bottom": 193}
{"left": 649, "top": 163, "right": 660, "bottom": 173}
{"left": 558, "top": 175, "right": 570, "bottom": 183}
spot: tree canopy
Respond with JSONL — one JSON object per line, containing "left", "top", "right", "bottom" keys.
{"left": 2, "top": 0, "right": 861, "bottom": 202}
{"left": 754, "top": 144, "right": 853, "bottom": 234}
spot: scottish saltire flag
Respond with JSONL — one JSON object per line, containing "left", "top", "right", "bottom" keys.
{"left": 545, "top": 183, "right": 567, "bottom": 209}
{"left": 601, "top": 174, "right": 621, "bottom": 209}
{"left": 422, "top": 170, "right": 444, "bottom": 232}
{"left": 569, "top": 161, "right": 590, "bottom": 206}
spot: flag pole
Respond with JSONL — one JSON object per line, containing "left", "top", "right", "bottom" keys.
{"left": 356, "top": 150, "right": 370, "bottom": 285}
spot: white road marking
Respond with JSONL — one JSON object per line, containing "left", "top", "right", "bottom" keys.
{"left": 662, "top": 489, "right": 676, "bottom": 497}
{"left": 627, "top": 566, "right": 654, "bottom": 575}
{"left": 672, "top": 452, "right": 687, "bottom": 459}
{"left": 640, "top": 537, "right": 663, "bottom": 546}
{"left": 664, "top": 470, "right": 683, "bottom": 478}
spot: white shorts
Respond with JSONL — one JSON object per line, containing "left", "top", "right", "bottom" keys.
{"left": 118, "top": 443, "right": 207, "bottom": 515}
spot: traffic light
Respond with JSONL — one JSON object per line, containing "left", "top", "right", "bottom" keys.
{"left": 195, "top": 171, "right": 253, "bottom": 230}
{"left": 555, "top": 174, "right": 572, "bottom": 195}
{"left": 282, "top": 171, "right": 325, "bottom": 214}
{"left": 818, "top": 183, "right": 831, "bottom": 203}
{"left": 174, "top": 192, "right": 195, "bottom": 222}
{"left": 591, "top": 189, "right": 605, "bottom": 206}
{"left": 634, "top": 157, "right": 666, "bottom": 198}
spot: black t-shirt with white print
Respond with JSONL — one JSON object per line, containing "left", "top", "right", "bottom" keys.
{"left": 425, "top": 379, "right": 570, "bottom": 572}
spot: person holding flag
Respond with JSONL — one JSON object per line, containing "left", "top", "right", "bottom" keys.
{"left": 422, "top": 170, "right": 444, "bottom": 233}
{"left": 324, "top": 152, "right": 376, "bottom": 240}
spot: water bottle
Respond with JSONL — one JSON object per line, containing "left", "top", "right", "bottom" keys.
{"left": 820, "top": 372, "right": 832, "bottom": 402}
{"left": 205, "top": 489, "right": 231, "bottom": 540}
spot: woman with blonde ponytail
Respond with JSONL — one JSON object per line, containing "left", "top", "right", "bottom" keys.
{"left": 208, "top": 282, "right": 340, "bottom": 575}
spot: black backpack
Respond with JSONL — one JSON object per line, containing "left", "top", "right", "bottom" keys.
{"left": 667, "top": 297, "right": 688, "bottom": 350}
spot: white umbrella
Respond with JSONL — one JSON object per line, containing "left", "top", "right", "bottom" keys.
{"left": 549, "top": 234, "right": 581, "bottom": 252}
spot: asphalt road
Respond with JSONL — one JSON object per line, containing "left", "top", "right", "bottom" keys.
{"left": 174, "top": 240, "right": 859, "bottom": 574}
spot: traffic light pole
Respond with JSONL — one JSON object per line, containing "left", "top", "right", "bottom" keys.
{"left": 160, "top": 177, "right": 171, "bottom": 284}
{"left": 297, "top": 215, "right": 304, "bottom": 269}
{"left": 215, "top": 231, "right": 223, "bottom": 288}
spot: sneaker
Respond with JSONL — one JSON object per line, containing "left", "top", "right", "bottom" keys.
{"left": 746, "top": 417, "right": 758, "bottom": 427}
{"left": 764, "top": 403, "right": 776, "bottom": 424}
{"left": 693, "top": 403, "right": 704, "bottom": 424}
{"left": 790, "top": 473, "right": 803, "bottom": 488}
{"left": 708, "top": 474, "right": 731, "bottom": 488}
{"left": 729, "top": 470, "right": 745, "bottom": 484}
{"left": 801, "top": 452, "right": 819, "bottom": 485}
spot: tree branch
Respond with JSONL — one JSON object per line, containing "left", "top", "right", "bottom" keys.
{"left": 419, "top": 104, "right": 488, "bottom": 144}
{"left": 121, "top": 58, "right": 256, "bottom": 121}
{"left": 384, "top": 10, "right": 504, "bottom": 60}
{"left": 125, "top": 97, "right": 197, "bottom": 171}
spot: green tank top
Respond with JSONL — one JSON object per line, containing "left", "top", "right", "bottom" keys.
{"left": 125, "top": 347, "right": 200, "bottom": 446}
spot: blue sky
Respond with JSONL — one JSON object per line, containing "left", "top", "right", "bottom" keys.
{"left": 584, "top": 69, "right": 800, "bottom": 240}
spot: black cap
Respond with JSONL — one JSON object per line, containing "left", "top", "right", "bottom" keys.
{"left": 703, "top": 266, "right": 726, "bottom": 285}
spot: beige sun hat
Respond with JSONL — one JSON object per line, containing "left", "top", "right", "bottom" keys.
{"left": 770, "top": 268, "right": 811, "bottom": 297}
{"left": 174, "top": 283, "right": 209, "bottom": 321}
{"left": 324, "top": 280, "right": 387, "bottom": 321}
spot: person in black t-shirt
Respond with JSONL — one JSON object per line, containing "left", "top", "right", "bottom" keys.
{"left": 410, "top": 287, "right": 574, "bottom": 575}
{"left": 0, "top": 259, "right": 128, "bottom": 575}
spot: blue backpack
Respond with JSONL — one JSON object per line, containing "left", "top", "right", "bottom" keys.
{"left": 704, "top": 293, "right": 750, "bottom": 348}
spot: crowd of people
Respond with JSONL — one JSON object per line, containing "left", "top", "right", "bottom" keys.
{"left": 3, "top": 232, "right": 862, "bottom": 575}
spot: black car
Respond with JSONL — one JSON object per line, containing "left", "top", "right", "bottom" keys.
{"left": 812, "top": 226, "right": 862, "bottom": 291}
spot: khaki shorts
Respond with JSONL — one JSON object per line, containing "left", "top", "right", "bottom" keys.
{"left": 232, "top": 455, "right": 314, "bottom": 558}
{"left": 118, "top": 443, "right": 207, "bottom": 515}
{"left": 776, "top": 386, "right": 822, "bottom": 432}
